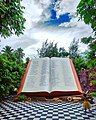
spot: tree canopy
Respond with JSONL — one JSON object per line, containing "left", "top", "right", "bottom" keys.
{"left": 37, "top": 38, "right": 96, "bottom": 73}
{"left": 0, "top": 0, "right": 25, "bottom": 38}
{"left": 0, "top": 46, "right": 26, "bottom": 99}
{"left": 77, "top": 0, "right": 96, "bottom": 70}
{"left": 37, "top": 40, "right": 69, "bottom": 58}
{"left": 77, "top": 0, "right": 96, "bottom": 34}
{"left": 81, "top": 36, "right": 96, "bottom": 68}
{"left": 68, "top": 38, "right": 79, "bottom": 59}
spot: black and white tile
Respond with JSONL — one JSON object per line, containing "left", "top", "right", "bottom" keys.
{"left": 0, "top": 101, "right": 96, "bottom": 120}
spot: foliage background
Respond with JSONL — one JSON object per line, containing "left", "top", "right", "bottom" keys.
{"left": 0, "top": 46, "right": 26, "bottom": 100}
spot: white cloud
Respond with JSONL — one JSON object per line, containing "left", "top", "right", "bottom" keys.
{"left": 0, "top": 0, "right": 93, "bottom": 58}
{"left": 55, "top": 0, "right": 80, "bottom": 18}
{"left": 21, "top": 0, "right": 43, "bottom": 29}
{"left": 21, "top": 22, "right": 92, "bottom": 58}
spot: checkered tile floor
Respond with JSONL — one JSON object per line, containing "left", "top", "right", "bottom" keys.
{"left": 0, "top": 101, "right": 96, "bottom": 120}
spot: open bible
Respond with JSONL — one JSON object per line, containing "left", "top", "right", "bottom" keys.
{"left": 18, "top": 57, "right": 82, "bottom": 98}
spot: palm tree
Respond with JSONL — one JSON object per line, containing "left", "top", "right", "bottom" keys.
{"left": 1, "top": 46, "right": 13, "bottom": 57}
{"left": 15, "top": 48, "right": 25, "bottom": 62}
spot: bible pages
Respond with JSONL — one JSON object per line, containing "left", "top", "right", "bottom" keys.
{"left": 18, "top": 57, "right": 82, "bottom": 97}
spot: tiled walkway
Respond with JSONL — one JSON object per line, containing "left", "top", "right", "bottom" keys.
{"left": 0, "top": 101, "right": 96, "bottom": 120}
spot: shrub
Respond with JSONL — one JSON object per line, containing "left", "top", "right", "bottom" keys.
{"left": 91, "top": 80, "right": 96, "bottom": 85}
{"left": 0, "top": 46, "right": 25, "bottom": 99}
{"left": 90, "top": 92, "right": 96, "bottom": 97}
{"left": 18, "top": 94, "right": 26, "bottom": 102}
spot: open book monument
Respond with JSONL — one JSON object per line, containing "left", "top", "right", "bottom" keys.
{"left": 18, "top": 57, "right": 83, "bottom": 98}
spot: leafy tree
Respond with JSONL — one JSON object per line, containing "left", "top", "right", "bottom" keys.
{"left": 77, "top": 0, "right": 96, "bottom": 68}
{"left": 77, "top": 0, "right": 96, "bottom": 34}
{"left": 14, "top": 48, "right": 25, "bottom": 63}
{"left": 76, "top": 0, "right": 96, "bottom": 74}
{"left": 25, "top": 57, "right": 30, "bottom": 66}
{"left": 81, "top": 36, "right": 96, "bottom": 68}
{"left": 0, "top": 46, "right": 25, "bottom": 100}
{"left": 37, "top": 40, "right": 69, "bottom": 58}
{"left": 1, "top": 45, "right": 13, "bottom": 54}
{"left": 0, "top": 0, "right": 25, "bottom": 38}
{"left": 74, "top": 56, "right": 87, "bottom": 73}
{"left": 78, "top": 36, "right": 96, "bottom": 93}
{"left": 69, "top": 38, "right": 79, "bottom": 59}
{"left": 37, "top": 40, "right": 59, "bottom": 58}
{"left": 59, "top": 47, "right": 69, "bottom": 57}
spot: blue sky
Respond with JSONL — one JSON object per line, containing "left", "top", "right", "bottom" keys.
{"left": 44, "top": 0, "right": 72, "bottom": 26}
{"left": 45, "top": 12, "right": 71, "bottom": 26}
